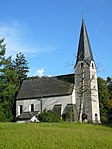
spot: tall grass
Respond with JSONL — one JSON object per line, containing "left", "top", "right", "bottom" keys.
{"left": 0, "top": 122, "right": 112, "bottom": 149}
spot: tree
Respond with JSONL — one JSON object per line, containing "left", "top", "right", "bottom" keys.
{"left": 0, "top": 39, "right": 30, "bottom": 121}
{"left": 38, "top": 109, "right": 61, "bottom": 122}
{"left": 97, "top": 77, "right": 112, "bottom": 124}
{"left": 0, "top": 38, "right": 7, "bottom": 121}
{"left": 0, "top": 39, "right": 18, "bottom": 121}
{"left": 106, "top": 77, "right": 112, "bottom": 123}
{"left": 2, "top": 57, "right": 19, "bottom": 121}
{"left": 0, "top": 57, "right": 19, "bottom": 121}
{"left": 107, "top": 77, "right": 112, "bottom": 99}
{"left": 0, "top": 38, "right": 6, "bottom": 79}
{"left": 13, "top": 52, "right": 29, "bottom": 85}
{"left": 97, "top": 77, "right": 109, "bottom": 123}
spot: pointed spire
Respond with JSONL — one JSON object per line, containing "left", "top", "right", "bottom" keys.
{"left": 75, "top": 17, "right": 94, "bottom": 67}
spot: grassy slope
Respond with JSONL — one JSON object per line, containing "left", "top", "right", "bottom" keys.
{"left": 0, "top": 123, "right": 112, "bottom": 149}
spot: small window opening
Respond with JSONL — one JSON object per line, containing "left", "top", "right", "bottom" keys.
{"left": 20, "top": 105, "right": 23, "bottom": 114}
{"left": 92, "top": 63, "right": 94, "bottom": 69}
{"left": 31, "top": 104, "right": 34, "bottom": 112}
{"left": 81, "top": 62, "right": 83, "bottom": 68}
{"left": 95, "top": 113, "right": 98, "bottom": 122}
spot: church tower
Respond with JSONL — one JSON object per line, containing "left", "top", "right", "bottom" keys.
{"left": 74, "top": 17, "right": 100, "bottom": 123}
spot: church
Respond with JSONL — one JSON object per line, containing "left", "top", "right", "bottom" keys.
{"left": 16, "top": 18, "right": 101, "bottom": 123}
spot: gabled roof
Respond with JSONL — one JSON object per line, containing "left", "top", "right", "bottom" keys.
{"left": 75, "top": 17, "right": 94, "bottom": 67}
{"left": 16, "top": 74, "right": 74, "bottom": 100}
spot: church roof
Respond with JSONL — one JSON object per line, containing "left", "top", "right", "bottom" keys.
{"left": 16, "top": 74, "right": 74, "bottom": 100}
{"left": 75, "top": 17, "right": 94, "bottom": 67}
{"left": 16, "top": 111, "right": 38, "bottom": 120}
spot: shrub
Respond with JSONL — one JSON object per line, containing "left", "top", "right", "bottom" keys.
{"left": 38, "top": 109, "right": 61, "bottom": 123}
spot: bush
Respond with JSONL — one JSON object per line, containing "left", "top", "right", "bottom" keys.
{"left": 38, "top": 110, "right": 61, "bottom": 123}
{"left": 65, "top": 111, "right": 74, "bottom": 121}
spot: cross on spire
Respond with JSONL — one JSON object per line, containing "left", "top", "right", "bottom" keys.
{"left": 82, "top": 11, "right": 84, "bottom": 20}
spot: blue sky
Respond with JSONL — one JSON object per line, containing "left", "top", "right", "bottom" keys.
{"left": 0, "top": 0, "right": 112, "bottom": 78}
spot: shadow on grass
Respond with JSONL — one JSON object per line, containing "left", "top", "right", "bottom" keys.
{"left": 102, "top": 124, "right": 112, "bottom": 128}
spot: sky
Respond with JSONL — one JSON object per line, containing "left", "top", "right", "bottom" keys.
{"left": 0, "top": 0, "right": 112, "bottom": 78}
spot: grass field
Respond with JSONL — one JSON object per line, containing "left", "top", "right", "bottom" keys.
{"left": 0, "top": 122, "right": 112, "bottom": 149}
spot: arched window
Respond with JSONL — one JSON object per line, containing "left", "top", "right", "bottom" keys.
{"left": 92, "top": 63, "right": 94, "bottom": 69}
{"left": 95, "top": 113, "right": 98, "bottom": 122}
{"left": 81, "top": 62, "right": 83, "bottom": 68}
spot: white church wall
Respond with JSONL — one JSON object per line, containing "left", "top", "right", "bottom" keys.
{"left": 42, "top": 95, "right": 72, "bottom": 114}
{"left": 16, "top": 99, "right": 40, "bottom": 116}
{"left": 71, "top": 87, "right": 76, "bottom": 104}
{"left": 16, "top": 94, "right": 74, "bottom": 116}
{"left": 90, "top": 61, "right": 101, "bottom": 122}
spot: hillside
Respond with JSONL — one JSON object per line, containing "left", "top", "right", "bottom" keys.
{"left": 0, "top": 123, "right": 112, "bottom": 149}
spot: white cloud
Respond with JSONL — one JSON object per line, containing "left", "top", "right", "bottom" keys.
{"left": 35, "top": 68, "right": 45, "bottom": 77}
{"left": 48, "top": 75, "right": 52, "bottom": 77}
{"left": 0, "top": 20, "right": 56, "bottom": 77}
{"left": 0, "top": 20, "right": 40, "bottom": 58}
{"left": 28, "top": 67, "right": 52, "bottom": 77}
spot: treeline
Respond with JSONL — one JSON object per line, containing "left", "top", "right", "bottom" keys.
{"left": 0, "top": 39, "right": 29, "bottom": 121}
{"left": 0, "top": 39, "right": 112, "bottom": 123}
{"left": 98, "top": 77, "right": 112, "bottom": 124}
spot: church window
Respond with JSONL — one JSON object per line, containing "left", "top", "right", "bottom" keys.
{"left": 81, "top": 62, "right": 83, "bottom": 68}
{"left": 20, "top": 105, "right": 23, "bottom": 114}
{"left": 29, "top": 104, "right": 34, "bottom": 112}
{"left": 92, "top": 63, "right": 94, "bottom": 69}
{"left": 31, "top": 104, "right": 34, "bottom": 112}
{"left": 18, "top": 105, "right": 23, "bottom": 115}
{"left": 52, "top": 104, "right": 62, "bottom": 116}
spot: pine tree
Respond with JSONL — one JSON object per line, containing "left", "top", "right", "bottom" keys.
{"left": 0, "top": 38, "right": 7, "bottom": 103}
{"left": 13, "top": 52, "right": 29, "bottom": 85}
{"left": 0, "top": 39, "right": 19, "bottom": 121}
{"left": 2, "top": 57, "right": 19, "bottom": 121}
{"left": 97, "top": 77, "right": 109, "bottom": 123}
{"left": 98, "top": 77, "right": 112, "bottom": 124}
{"left": 0, "top": 38, "right": 6, "bottom": 76}
{"left": 0, "top": 39, "right": 6, "bottom": 121}
{"left": 106, "top": 77, "right": 112, "bottom": 123}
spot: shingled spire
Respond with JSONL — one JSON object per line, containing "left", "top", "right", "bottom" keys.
{"left": 75, "top": 17, "right": 94, "bottom": 67}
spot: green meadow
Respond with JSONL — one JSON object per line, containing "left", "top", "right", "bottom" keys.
{"left": 0, "top": 123, "right": 112, "bottom": 149}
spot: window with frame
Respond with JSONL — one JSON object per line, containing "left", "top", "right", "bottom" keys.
{"left": 92, "top": 63, "right": 94, "bottom": 69}
{"left": 52, "top": 104, "right": 62, "bottom": 116}
{"left": 31, "top": 104, "right": 34, "bottom": 112}
{"left": 19, "top": 105, "right": 23, "bottom": 114}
